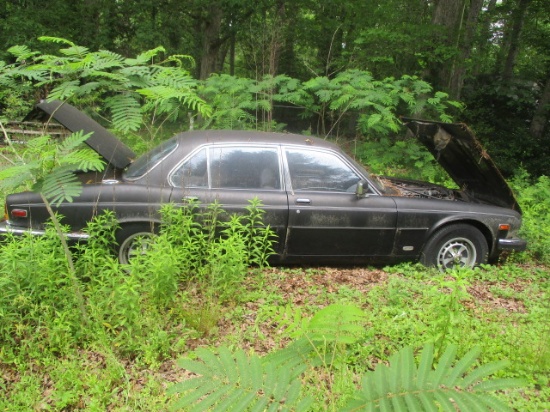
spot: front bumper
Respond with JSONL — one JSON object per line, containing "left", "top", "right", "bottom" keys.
{"left": 0, "top": 220, "right": 89, "bottom": 241}
{"left": 497, "top": 237, "right": 527, "bottom": 252}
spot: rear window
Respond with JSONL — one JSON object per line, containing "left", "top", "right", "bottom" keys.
{"left": 124, "top": 139, "right": 178, "bottom": 179}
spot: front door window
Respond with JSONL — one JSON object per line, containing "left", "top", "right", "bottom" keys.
{"left": 285, "top": 149, "right": 361, "bottom": 192}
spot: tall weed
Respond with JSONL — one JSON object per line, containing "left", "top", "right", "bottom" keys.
{"left": 512, "top": 173, "right": 550, "bottom": 264}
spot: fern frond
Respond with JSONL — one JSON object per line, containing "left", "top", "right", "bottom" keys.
{"left": 7, "top": 45, "right": 39, "bottom": 61}
{"left": 38, "top": 36, "right": 76, "bottom": 46}
{"left": 38, "top": 166, "right": 82, "bottom": 205}
{"left": 263, "top": 337, "right": 316, "bottom": 370}
{"left": 104, "top": 94, "right": 142, "bottom": 132}
{"left": 170, "top": 347, "right": 312, "bottom": 411}
{"left": 74, "top": 81, "right": 102, "bottom": 95}
{"left": 60, "top": 149, "right": 104, "bottom": 172}
{"left": 342, "top": 344, "right": 522, "bottom": 412}
{"left": 431, "top": 344, "right": 457, "bottom": 385}
{"left": 0, "top": 165, "right": 34, "bottom": 191}
{"left": 59, "top": 130, "right": 92, "bottom": 152}
{"left": 47, "top": 79, "right": 81, "bottom": 101}
{"left": 124, "top": 47, "right": 166, "bottom": 66}
{"left": 306, "top": 304, "right": 367, "bottom": 344}
{"left": 59, "top": 45, "right": 90, "bottom": 57}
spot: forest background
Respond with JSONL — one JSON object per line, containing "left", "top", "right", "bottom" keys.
{"left": 1, "top": 0, "right": 549, "bottom": 178}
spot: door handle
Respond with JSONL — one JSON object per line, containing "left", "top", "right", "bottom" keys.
{"left": 296, "top": 198, "right": 311, "bottom": 204}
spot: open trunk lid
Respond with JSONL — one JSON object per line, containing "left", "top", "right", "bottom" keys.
{"left": 25, "top": 100, "right": 136, "bottom": 170}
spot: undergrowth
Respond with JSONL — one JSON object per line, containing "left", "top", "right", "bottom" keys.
{"left": 0, "top": 201, "right": 548, "bottom": 410}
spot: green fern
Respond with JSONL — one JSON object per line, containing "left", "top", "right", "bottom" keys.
{"left": 105, "top": 94, "right": 143, "bottom": 132}
{"left": 0, "top": 130, "right": 104, "bottom": 205}
{"left": 342, "top": 343, "right": 523, "bottom": 412}
{"left": 169, "top": 304, "right": 521, "bottom": 412}
{"left": 169, "top": 347, "right": 313, "bottom": 411}
{"left": 306, "top": 304, "right": 367, "bottom": 345}
{"left": 38, "top": 166, "right": 83, "bottom": 205}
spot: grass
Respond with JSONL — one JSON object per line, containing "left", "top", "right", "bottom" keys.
{"left": 0, "top": 261, "right": 548, "bottom": 411}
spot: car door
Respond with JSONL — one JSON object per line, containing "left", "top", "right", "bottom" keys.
{"left": 283, "top": 147, "right": 397, "bottom": 257}
{"left": 169, "top": 145, "right": 289, "bottom": 254}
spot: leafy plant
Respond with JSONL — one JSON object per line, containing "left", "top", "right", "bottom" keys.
{"left": 170, "top": 346, "right": 313, "bottom": 411}
{"left": 428, "top": 270, "right": 472, "bottom": 357}
{"left": 343, "top": 343, "right": 523, "bottom": 411}
{"left": 171, "top": 304, "right": 523, "bottom": 411}
{"left": 356, "top": 137, "right": 455, "bottom": 186}
{"left": 0, "top": 130, "right": 104, "bottom": 203}
{"left": 302, "top": 70, "right": 463, "bottom": 138}
{"left": 127, "top": 198, "right": 276, "bottom": 305}
{"left": 511, "top": 173, "right": 550, "bottom": 264}
{"left": 1, "top": 38, "right": 211, "bottom": 137}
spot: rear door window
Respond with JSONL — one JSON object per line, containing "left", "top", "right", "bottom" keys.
{"left": 170, "top": 146, "right": 281, "bottom": 190}
{"left": 210, "top": 147, "right": 281, "bottom": 189}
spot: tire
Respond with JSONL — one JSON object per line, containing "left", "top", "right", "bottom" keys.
{"left": 116, "top": 223, "right": 157, "bottom": 265}
{"left": 420, "top": 224, "right": 488, "bottom": 270}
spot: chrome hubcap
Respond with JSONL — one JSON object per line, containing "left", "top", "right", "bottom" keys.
{"left": 437, "top": 237, "right": 477, "bottom": 269}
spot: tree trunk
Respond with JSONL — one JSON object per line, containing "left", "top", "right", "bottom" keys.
{"left": 268, "top": 0, "right": 286, "bottom": 76}
{"left": 502, "top": 0, "right": 531, "bottom": 81}
{"left": 530, "top": 74, "right": 550, "bottom": 139}
{"left": 449, "top": 0, "right": 484, "bottom": 99}
{"left": 430, "top": 0, "right": 466, "bottom": 92}
{"left": 199, "top": 3, "right": 223, "bottom": 80}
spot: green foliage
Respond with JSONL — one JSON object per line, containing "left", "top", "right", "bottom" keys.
{"left": 199, "top": 74, "right": 308, "bottom": 131}
{"left": 169, "top": 347, "right": 313, "bottom": 411}
{"left": 511, "top": 173, "right": 550, "bottom": 264}
{"left": 461, "top": 76, "right": 547, "bottom": 177}
{"left": 171, "top": 304, "right": 523, "bottom": 412}
{"left": 199, "top": 74, "right": 261, "bottom": 129}
{"left": 343, "top": 344, "right": 522, "bottom": 411}
{"left": 0, "top": 38, "right": 211, "bottom": 136}
{"left": 355, "top": 136, "right": 455, "bottom": 185}
{"left": 306, "top": 304, "right": 367, "bottom": 345}
{"left": 129, "top": 198, "right": 276, "bottom": 304}
{"left": 197, "top": 71, "right": 460, "bottom": 139}
{"left": 427, "top": 270, "right": 472, "bottom": 357}
{"left": 302, "top": 71, "right": 463, "bottom": 138}
{"left": 0, "top": 130, "right": 104, "bottom": 204}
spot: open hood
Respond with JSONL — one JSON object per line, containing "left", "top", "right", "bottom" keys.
{"left": 402, "top": 118, "right": 521, "bottom": 212}
{"left": 25, "top": 100, "right": 136, "bottom": 170}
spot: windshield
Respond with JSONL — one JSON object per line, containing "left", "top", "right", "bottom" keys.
{"left": 124, "top": 138, "right": 178, "bottom": 179}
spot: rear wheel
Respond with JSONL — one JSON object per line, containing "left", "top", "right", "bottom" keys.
{"left": 116, "top": 223, "right": 157, "bottom": 265}
{"left": 420, "top": 224, "right": 488, "bottom": 270}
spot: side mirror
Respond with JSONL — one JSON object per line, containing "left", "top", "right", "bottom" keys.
{"left": 356, "top": 180, "right": 368, "bottom": 198}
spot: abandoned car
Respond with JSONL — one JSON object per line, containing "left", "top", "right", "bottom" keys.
{"left": 0, "top": 101, "right": 526, "bottom": 269}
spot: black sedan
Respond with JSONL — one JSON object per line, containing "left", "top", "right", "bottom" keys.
{"left": 0, "top": 101, "right": 526, "bottom": 269}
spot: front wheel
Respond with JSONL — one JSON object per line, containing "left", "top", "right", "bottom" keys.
{"left": 116, "top": 223, "right": 157, "bottom": 265}
{"left": 420, "top": 224, "right": 488, "bottom": 270}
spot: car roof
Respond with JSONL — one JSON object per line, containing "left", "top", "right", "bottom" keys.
{"left": 170, "top": 129, "right": 341, "bottom": 152}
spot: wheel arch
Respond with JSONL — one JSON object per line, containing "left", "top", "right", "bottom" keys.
{"left": 116, "top": 217, "right": 162, "bottom": 229}
{"left": 421, "top": 218, "right": 495, "bottom": 255}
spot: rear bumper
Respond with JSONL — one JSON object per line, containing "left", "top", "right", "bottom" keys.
{"left": 0, "top": 220, "right": 89, "bottom": 241}
{"left": 497, "top": 237, "right": 527, "bottom": 252}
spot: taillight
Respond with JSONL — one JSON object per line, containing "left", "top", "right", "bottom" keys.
{"left": 11, "top": 209, "right": 28, "bottom": 218}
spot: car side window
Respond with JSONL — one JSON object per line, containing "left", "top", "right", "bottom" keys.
{"left": 210, "top": 147, "right": 281, "bottom": 190}
{"left": 285, "top": 148, "right": 361, "bottom": 192}
{"left": 170, "top": 148, "right": 208, "bottom": 188}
